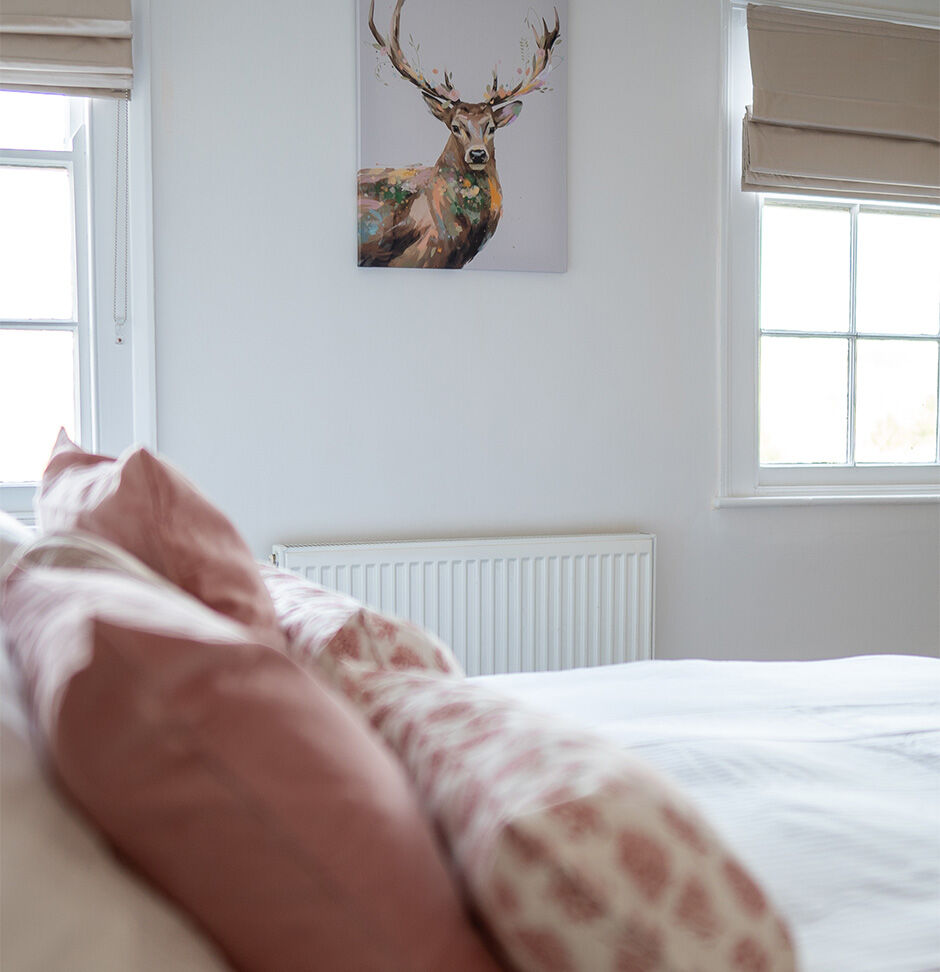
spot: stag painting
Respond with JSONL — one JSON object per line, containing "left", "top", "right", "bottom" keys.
{"left": 357, "top": 0, "right": 565, "bottom": 271}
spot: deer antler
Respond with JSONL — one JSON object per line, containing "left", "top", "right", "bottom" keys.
{"left": 368, "top": 0, "right": 459, "bottom": 103}
{"left": 485, "top": 8, "right": 560, "bottom": 105}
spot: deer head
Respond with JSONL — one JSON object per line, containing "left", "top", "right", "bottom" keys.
{"left": 368, "top": 0, "right": 560, "bottom": 172}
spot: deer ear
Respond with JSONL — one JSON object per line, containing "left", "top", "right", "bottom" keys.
{"left": 493, "top": 101, "right": 523, "bottom": 128}
{"left": 422, "top": 94, "right": 451, "bottom": 123}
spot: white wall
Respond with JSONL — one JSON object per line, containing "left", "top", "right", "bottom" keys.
{"left": 146, "top": 0, "right": 940, "bottom": 661}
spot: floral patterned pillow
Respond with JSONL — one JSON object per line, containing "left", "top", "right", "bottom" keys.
{"left": 344, "top": 668, "right": 798, "bottom": 972}
{"left": 261, "top": 566, "right": 463, "bottom": 681}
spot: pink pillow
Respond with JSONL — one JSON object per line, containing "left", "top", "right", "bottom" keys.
{"left": 0, "top": 650, "right": 230, "bottom": 972}
{"left": 1, "top": 565, "right": 499, "bottom": 972}
{"left": 37, "top": 430, "right": 278, "bottom": 639}
{"left": 262, "top": 565, "right": 463, "bottom": 680}
{"left": 346, "top": 669, "right": 798, "bottom": 972}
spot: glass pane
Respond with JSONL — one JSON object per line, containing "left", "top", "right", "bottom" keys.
{"left": 855, "top": 339, "right": 938, "bottom": 463}
{"left": 0, "top": 91, "right": 72, "bottom": 151}
{"left": 0, "top": 166, "right": 74, "bottom": 320}
{"left": 856, "top": 212, "right": 940, "bottom": 336}
{"left": 760, "top": 336, "right": 848, "bottom": 464}
{"left": 760, "top": 204, "right": 851, "bottom": 333}
{"left": 0, "top": 329, "right": 77, "bottom": 483}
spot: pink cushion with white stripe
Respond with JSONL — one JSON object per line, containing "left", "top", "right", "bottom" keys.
{"left": 344, "top": 668, "right": 798, "bottom": 972}
{"left": 1, "top": 563, "right": 499, "bottom": 972}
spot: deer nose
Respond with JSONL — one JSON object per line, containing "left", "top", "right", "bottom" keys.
{"left": 467, "top": 148, "right": 489, "bottom": 165}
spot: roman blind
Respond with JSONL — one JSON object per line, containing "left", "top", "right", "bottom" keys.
{"left": 742, "top": 3, "right": 939, "bottom": 203}
{"left": 0, "top": 0, "right": 132, "bottom": 98}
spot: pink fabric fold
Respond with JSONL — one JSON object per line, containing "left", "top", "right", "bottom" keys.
{"left": 37, "top": 430, "right": 280, "bottom": 642}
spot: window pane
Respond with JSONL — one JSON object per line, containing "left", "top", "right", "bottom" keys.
{"left": 0, "top": 91, "right": 72, "bottom": 151}
{"left": 0, "top": 329, "right": 77, "bottom": 483}
{"left": 760, "top": 336, "right": 848, "bottom": 463}
{"left": 855, "top": 339, "right": 938, "bottom": 463}
{"left": 760, "top": 204, "right": 851, "bottom": 333}
{"left": 856, "top": 212, "right": 940, "bottom": 336}
{"left": 0, "top": 166, "right": 74, "bottom": 320}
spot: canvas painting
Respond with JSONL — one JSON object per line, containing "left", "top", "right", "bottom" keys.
{"left": 357, "top": 0, "right": 567, "bottom": 272}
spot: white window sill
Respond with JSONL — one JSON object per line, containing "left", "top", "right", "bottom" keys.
{"left": 7, "top": 512, "right": 38, "bottom": 526}
{"left": 1, "top": 484, "right": 38, "bottom": 524}
{"left": 715, "top": 491, "right": 940, "bottom": 508}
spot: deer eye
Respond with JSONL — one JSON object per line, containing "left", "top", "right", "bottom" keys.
{"left": 451, "top": 123, "right": 461, "bottom": 134}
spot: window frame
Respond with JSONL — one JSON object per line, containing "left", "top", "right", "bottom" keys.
{"left": 718, "top": 0, "right": 940, "bottom": 507}
{"left": 1, "top": 101, "right": 93, "bottom": 515}
{"left": 0, "top": 0, "right": 155, "bottom": 524}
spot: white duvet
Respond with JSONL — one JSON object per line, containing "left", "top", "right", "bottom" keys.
{"left": 475, "top": 654, "right": 940, "bottom": 972}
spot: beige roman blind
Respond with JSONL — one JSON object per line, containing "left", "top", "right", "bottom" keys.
{"left": 743, "top": 3, "right": 939, "bottom": 203}
{"left": 0, "top": 0, "right": 132, "bottom": 98}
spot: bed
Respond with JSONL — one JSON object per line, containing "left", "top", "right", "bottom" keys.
{"left": 2, "top": 445, "right": 938, "bottom": 971}
{"left": 475, "top": 654, "right": 940, "bottom": 972}
{"left": 4, "top": 619, "right": 937, "bottom": 970}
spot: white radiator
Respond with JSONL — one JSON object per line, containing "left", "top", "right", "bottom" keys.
{"left": 271, "top": 534, "right": 654, "bottom": 676}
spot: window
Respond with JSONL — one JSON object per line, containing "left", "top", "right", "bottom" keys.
{"left": 720, "top": 2, "right": 940, "bottom": 504}
{"left": 760, "top": 199, "right": 938, "bottom": 466}
{"left": 0, "top": 89, "right": 153, "bottom": 520}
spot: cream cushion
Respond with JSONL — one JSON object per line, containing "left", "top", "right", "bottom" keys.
{"left": 0, "top": 511, "right": 32, "bottom": 575}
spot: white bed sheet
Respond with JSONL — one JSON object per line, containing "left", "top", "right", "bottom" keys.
{"left": 474, "top": 654, "right": 940, "bottom": 972}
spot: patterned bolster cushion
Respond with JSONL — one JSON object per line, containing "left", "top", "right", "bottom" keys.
{"left": 343, "top": 668, "right": 799, "bottom": 972}
{"left": 261, "top": 565, "right": 464, "bottom": 680}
